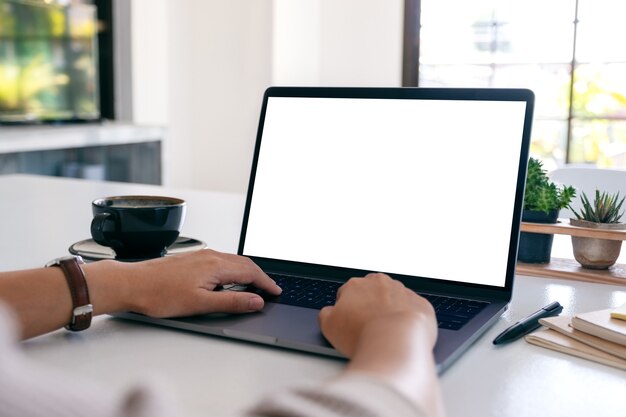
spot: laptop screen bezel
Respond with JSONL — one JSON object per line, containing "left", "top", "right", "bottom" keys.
{"left": 238, "top": 86, "right": 534, "bottom": 302}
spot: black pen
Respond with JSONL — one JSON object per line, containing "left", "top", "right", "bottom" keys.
{"left": 493, "top": 301, "right": 563, "bottom": 345}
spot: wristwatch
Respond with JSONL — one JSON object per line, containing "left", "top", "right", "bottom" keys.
{"left": 45, "top": 255, "right": 93, "bottom": 331}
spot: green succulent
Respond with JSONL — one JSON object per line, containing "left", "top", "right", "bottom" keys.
{"left": 524, "top": 158, "right": 576, "bottom": 214}
{"left": 571, "top": 190, "right": 625, "bottom": 223}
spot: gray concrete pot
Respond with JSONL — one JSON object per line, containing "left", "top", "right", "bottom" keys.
{"left": 570, "top": 218, "right": 626, "bottom": 269}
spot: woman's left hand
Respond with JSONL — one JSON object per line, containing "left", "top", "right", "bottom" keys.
{"left": 86, "top": 249, "right": 282, "bottom": 318}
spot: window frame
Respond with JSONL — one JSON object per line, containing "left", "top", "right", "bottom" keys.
{"left": 402, "top": 0, "right": 626, "bottom": 166}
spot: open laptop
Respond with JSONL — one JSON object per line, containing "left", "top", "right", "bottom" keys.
{"left": 116, "top": 87, "right": 534, "bottom": 373}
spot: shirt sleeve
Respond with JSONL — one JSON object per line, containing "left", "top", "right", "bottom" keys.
{"left": 0, "top": 304, "right": 185, "bottom": 417}
{"left": 0, "top": 303, "right": 425, "bottom": 417}
{"left": 245, "top": 374, "right": 427, "bottom": 417}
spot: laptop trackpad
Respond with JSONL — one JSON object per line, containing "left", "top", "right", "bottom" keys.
{"left": 173, "top": 303, "right": 339, "bottom": 356}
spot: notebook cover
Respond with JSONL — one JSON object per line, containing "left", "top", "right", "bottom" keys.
{"left": 571, "top": 308, "right": 626, "bottom": 346}
{"left": 539, "top": 315, "right": 626, "bottom": 360}
{"left": 525, "top": 328, "right": 626, "bottom": 371}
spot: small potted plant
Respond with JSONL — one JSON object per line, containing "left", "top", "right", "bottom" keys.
{"left": 518, "top": 158, "right": 576, "bottom": 263}
{"left": 569, "top": 190, "right": 626, "bottom": 269}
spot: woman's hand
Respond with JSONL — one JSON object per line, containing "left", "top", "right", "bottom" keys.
{"left": 318, "top": 273, "right": 437, "bottom": 357}
{"left": 87, "top": 249, "right": 282, "bottom": 318}
{"left": 318, "top": 273, "right": 444, "bottom": 417}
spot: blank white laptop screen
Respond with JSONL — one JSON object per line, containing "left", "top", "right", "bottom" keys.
{"left": 242, "top": 97, "right": 527, "bottom": 287}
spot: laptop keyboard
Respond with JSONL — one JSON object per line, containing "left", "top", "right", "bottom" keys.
{"left": 250, "top": 273, "right": 489, "bottom": 331}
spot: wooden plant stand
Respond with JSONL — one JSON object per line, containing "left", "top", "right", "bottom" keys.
{"left": 516, "top": 219, "right": 626, "bottom": 286}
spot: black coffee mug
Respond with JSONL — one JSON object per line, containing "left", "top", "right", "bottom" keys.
{"left": 91, "top": 196, "right": 186, "bottom": 260}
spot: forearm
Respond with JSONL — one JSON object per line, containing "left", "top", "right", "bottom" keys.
{"left": 342, "top": 316, "right": 445, "bottom": 417}
{"left": 0, "top": 250, "right": 280, "bottom": 340}
{"left": 0, "top": 260, "right": 131, "bottom": 339}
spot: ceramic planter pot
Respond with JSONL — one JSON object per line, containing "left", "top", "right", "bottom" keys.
{"left": 518, "top": 209, "right": 559, "bottom": 263}
{"left": 570, "top": 218, "right": 626, "bottom": 269}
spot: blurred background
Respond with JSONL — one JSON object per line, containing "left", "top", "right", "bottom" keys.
{"left": 1, "top": 0, "right": 625, "bottom": 193}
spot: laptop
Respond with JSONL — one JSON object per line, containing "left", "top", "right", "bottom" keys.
{"left": 116, "top": 87, "right": 534, "bottom": 373}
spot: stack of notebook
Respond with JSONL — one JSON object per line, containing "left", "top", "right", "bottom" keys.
{"left": 525, "top": 305, "right": 626, "bottom": 370}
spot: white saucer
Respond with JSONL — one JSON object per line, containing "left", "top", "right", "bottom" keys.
{"left": 69, "top": 236, "right": 207, "bottom": 261}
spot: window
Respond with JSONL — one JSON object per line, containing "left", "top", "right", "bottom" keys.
{"left": 403, "top": 0, "right": 626, "bottom": 171}
{"left": 0, "top": 0, "right": 114, "bottom": 123}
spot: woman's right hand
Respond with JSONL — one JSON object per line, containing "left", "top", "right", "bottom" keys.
{"left": 318, "top": 273, "right": 437, "bottom": 358}
{"left": 318, "top": 273, "right": 445, "bottom": 417}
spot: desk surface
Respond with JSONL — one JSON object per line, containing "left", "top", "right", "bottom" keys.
{"left": 1, "top": 175, "right": 625, "bottom": 417}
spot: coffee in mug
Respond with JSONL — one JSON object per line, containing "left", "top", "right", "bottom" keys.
{"left": 91, "top": 195, "right": 186, "bottom": 260}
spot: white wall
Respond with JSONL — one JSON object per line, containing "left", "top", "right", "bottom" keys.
{"left": 125, "top": 0, "right": 404, "bottom": 193}
{"left": 166, "top": 1, "right": 273, "bottom": 191}
{"left": 273, "top": 0, "right": 404, "bottom": 87}
{"left": 123, "top": 0, "right": 272, "bottom": 191}
{"left": 272, "top": 0, "right": 321, "bottom": 85}
{"left": 130, "top": 0, "right": 170, "bottom": 126}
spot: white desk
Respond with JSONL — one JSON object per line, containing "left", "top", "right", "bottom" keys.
{"left": 1, "top": 175, "right": 625, "bottom": 417}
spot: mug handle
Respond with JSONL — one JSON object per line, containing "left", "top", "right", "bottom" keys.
{"left": 91, "top": 212, "right": 113, "bottom": 245}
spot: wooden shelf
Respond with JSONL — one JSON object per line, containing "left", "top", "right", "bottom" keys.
{"left": 521, "top": 219, "right": 626, "bottom": 241}
{"left": 517, "top": 258, "right": 626, "bottom": 286}
{"left": 518, "top": 219, "right": 626, "bottom": 285}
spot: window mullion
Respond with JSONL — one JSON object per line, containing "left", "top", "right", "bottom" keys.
{"left": 565, "top": 0, "right": 580, "bottom": 164}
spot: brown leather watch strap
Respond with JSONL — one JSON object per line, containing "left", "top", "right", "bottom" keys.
{"left": 46, "top": 256, "right": 93, "bottom": 331}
